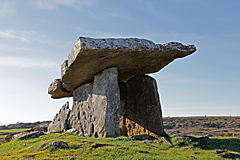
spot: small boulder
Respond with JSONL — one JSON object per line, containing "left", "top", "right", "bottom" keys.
{"left": 31, "top": 126, "right": 48, "bottom": 132}
{"left": 161, "top": 137, "right": 173, "bottom": 146}
{"left": 12, "top": 131, "right": 43, "bottom": 140}
{"left": 51, "top": 141, "right": 68, "bottom": 148}
{"left": 5, "top": 132, "right": 19, "bottom": 142}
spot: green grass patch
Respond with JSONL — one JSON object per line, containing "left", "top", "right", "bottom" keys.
{"left": 0, "top": 132, "right": 239, "bottom": 159}
{"left": 0, "top": 128, "right": 30, "bottom": 133}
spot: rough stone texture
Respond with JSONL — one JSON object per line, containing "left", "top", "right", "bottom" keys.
{"left": 48, "top": 79, "right": 72, "bottom": 99}
{"left": 119, "top": 82, "right": 127, "bottom": 136}
{"left": 68, "top": 83, "right": 94, "bottom": 137}
{"left": 124, "top": 75, "right": 164, "bottom": 138}
{"left": 12, "top": 131, "right": 43, "bottom": 140}
{"left": 92, "top": 67, "right": 120, "bottom": 138}
{"left": 68, "top": 67, "right": 120, "bottom": 138}
{"left": 61, "top": 60, "right": 68, "bottom": 78}
{"left": 48, "top": 37, "right": 196, "bottom": 99}
{"left": 48, "top": 102, "right": 71, "bottom": 132}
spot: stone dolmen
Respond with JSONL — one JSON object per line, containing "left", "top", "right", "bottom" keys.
{"left": 48, "top": 37, "right": 196, "bottom": 138}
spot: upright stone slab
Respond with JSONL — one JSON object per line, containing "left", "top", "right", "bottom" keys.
{"left": 119, "top": 82, "right": 127, "bottom": 136}
{"left": 68, "top": 83, "right": 94, "bottom": 136}
{"left": 125, "top": 75, "right": 164, "bottom": 138}
{"left": 92, "top": 67, "right": 120, "bottom": 137}
{"left": 68, "top": 67, "right": 120, "bottom": 137}
{"left": 48, "top": 102, "right": 71, "bottom": 132}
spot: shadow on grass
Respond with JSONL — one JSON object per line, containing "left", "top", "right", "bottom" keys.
{"left": 205, "top": 138, "right": 240, "bottom": 153}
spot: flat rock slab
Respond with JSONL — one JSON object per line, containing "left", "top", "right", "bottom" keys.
{"left": 49, "top": 37, "right": 196, "bottom": 99}
{"left": 12, "top": 131, "right": 43, "bottom": 140}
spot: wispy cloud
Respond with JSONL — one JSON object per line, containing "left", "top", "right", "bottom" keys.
{"left": 0, "top": 30, "right": 38, "bottom": 42}
{"left": 0, "top": 30, "right": 50, "bottom": 44}
{"left": 0, "top": 56, "right": 58, "bottom": 70}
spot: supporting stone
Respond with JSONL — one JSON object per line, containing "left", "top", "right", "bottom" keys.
{"left": 48, "top": 102, "right": 71, "bottom": 132}
{"left": 119, "top": 82, "right": 127, "bottom": 136}
{"left": 68, "top": 83, "right": 94, "bottom": 137}
{"left": 123, "top": 75, "right": 164, "bottom": 138}
{"left": 68, "top": 67, "right": 120, "bottom": 137}
{"left": 92, "top": 67, "right": 120, "bottom": 137}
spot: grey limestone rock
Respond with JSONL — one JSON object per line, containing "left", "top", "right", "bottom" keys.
{"left": 92, "top": 67, "right": 120, "bottom": 138}
{"left": 47, "top": 37, "right": 196, "bottom": 138}
{"left": 119, "top": 82, "right": 127, "bottom": 136}
{"left": 12, "top": 131, "right": 43, "bottom": 140}
{"left": 68, "top": 83, "right": 94, "bottom": 137}
{"left": 48, "top": 79, "right": 72, "bottom": 99}
{"left": 123, "top": 75, "right": 165, "bottom": 138}
{"left": 48, "top": 37, "right": 196, "bottom": 99}
{"left": 48, "top": 102, "right": 71, "bottom": 132}
{"left": 68, "top": 67, "right": 120, "bottom": 138}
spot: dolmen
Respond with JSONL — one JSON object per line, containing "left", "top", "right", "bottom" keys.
{"left": 48, "top": 37, "right": 196, "bottom": 138}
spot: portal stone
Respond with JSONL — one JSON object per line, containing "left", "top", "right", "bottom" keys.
{"left": 125, "top": 75, "right": 164, "bottom": 138}
{"left": 119, "top": 82, "right": 127, "bottom": 136}
{"left": 68, "top": 83, "right": 94, "bottom": 137}
{"left": 48, "top": 102, "right": 71, "bottom": 132}
{"left": 92, "top": 67, "right": 120, "bottom": 137}
{"left": 68, "top": 67, "right": 120, "bottom": 137}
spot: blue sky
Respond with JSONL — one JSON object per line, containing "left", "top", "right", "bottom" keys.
{"left": 0, "top": 0, "right": 239, "bottom": 125}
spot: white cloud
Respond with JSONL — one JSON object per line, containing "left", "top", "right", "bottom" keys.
{"left": 0, "top": 30, "right": 50, "bottom": 44}
{"left": 0, "top": 2, "right": 15, "bottom": 17}
{"left": 0, "top": 30, "right": 38, "bottom": 42}
{"left": 0, "top": 56, "right": 58, "bottom": 69}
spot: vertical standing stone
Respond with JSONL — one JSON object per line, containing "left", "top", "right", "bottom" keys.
{"left": 125, "top": 75, "right": 164, "bottom": 138}
{"left": 119, "top": 82, "right": 127, "bottom": 136}
{"left": 48, "top": 102, "right": 71, "bottom": 132}
{"left": 68, "top": 83, "right": 94, "bottom": 136}
{"left": 92, "top": 67, "right": 120, "bottom": 137}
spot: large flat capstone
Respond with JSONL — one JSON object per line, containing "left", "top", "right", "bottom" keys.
{"left": 48, "top": 37, "right": 196, "bottom": 99}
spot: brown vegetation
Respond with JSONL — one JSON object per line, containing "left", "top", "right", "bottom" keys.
{"left": 163, "top": 116, "right": 240, "bottom": 137}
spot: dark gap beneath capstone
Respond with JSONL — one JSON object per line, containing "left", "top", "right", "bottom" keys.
{"left": 91, "top": 123, "right": 95, "bottom": 136}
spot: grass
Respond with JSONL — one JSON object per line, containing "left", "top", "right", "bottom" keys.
{"left": 0, "top": 128, "right": 31, "bottom": 145}
{"left": 0, "top": 135, "right": 6, "bottom": 138}
{"left": 0, "top": 132, "right": 239, "bottom": 159}
{"left": 0, "top": 128, "right": 30, "bottom": 133}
